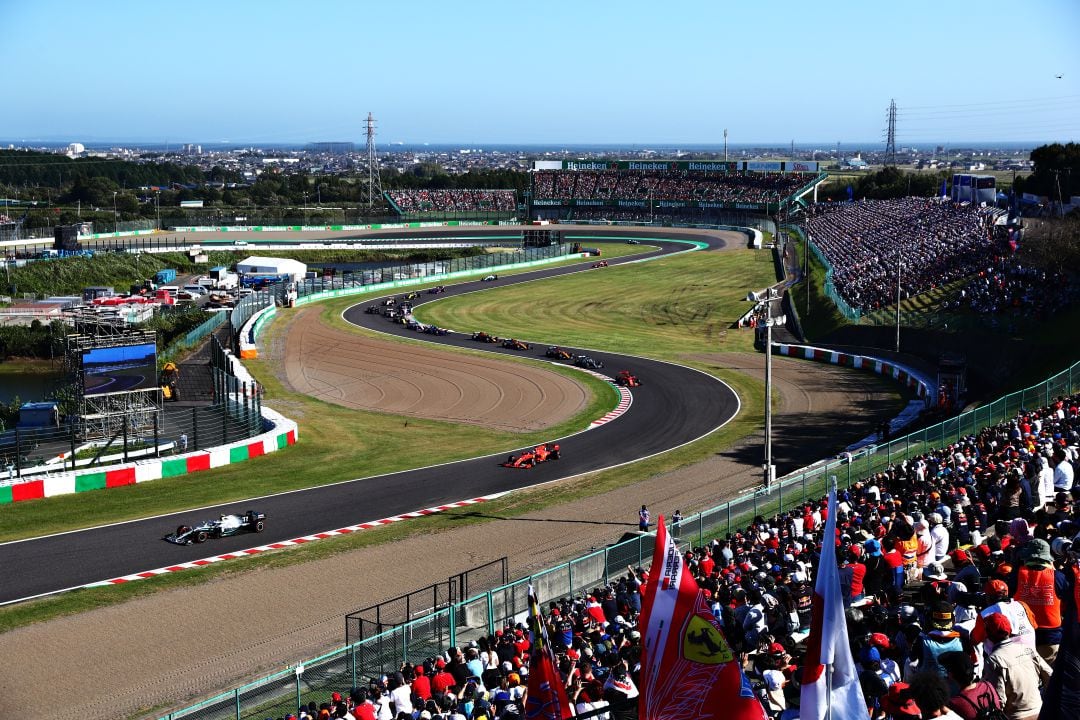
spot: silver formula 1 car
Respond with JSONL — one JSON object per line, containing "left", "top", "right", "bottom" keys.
{"left": 165, "top": 510, "right": 266, "bottom": 544}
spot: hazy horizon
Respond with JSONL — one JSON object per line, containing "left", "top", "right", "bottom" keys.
{"left": 0, "top": 139, "right": 1048, "bottom": 153}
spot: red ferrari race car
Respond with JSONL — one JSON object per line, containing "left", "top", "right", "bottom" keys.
{"left": 502, "top": 443, "right": 561, "bottom": 468}
{"left": 615, "top": 370, "right": 642, "bottom": 387}
{"left": 502, "top": 338, "right": 531, "bottom": 351}
{"left": 472, "top": 331, "right": 500, "bottom": 343}
{"left": 591, "top": 260, "right": 608, "bottom": 268}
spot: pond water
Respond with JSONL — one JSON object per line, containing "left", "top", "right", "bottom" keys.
{"left": 0, "top": 372, "right": 65, "bottom": 404}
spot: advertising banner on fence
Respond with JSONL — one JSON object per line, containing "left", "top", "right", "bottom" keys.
{"left": 533, "top": 159, "right": 817, "bottom": 174}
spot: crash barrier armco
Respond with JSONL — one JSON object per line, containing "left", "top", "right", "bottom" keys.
{"left": 0, "top": 408, "right": 297, "bottom": 505}
{"left": 157, "top": 361, "right": 1080, "bottom": 719}
{"left": 169, "top": 219, "right": 502, "bottom": 233}
{"left": 244, "top": 235, "right": 715, "bottom": 355}
{"left": 238, "top": 303, "right": 276, "bottom": 359}
{"left": 236, "top": 244, "right": 586, "bottom": 358}
{"left": 771, "top": 343, "right": 933, "bottom": 401}
{"left": 0, "top": 341, "right": 297, "bottom": 504}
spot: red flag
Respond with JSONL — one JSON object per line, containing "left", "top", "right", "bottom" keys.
{"left": 638, "top": 515, "right": 766, "bottom": 720}
{"left": 525, "top": 585, "right": 573, "bottom": 720}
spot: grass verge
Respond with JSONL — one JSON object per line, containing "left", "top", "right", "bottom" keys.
{"left": 415, "top": 249, "right": 776, "bottom": 356}
{"left": 0, "top": 362, "right": 765, "bottom": 634}
{"left": 0, "top": 244, "right": 667, "bottom": 542}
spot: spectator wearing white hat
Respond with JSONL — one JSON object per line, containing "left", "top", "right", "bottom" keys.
{"left": 930, "top": 513, "right": 950, "bottom": 563}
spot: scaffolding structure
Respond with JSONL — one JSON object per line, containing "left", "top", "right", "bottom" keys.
{"left": 64, "top": 329, "right": 161, "bottom": 441}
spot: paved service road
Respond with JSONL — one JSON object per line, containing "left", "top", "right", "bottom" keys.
{"left": 0, "top": 229, "right": 742, "bottom": 604}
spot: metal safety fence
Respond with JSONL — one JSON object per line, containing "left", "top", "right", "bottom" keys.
{"left": 789, "top": 224, "right": 862, "bottom": 321}
{"left": 345, "top": 558, "right": 508, "bottom": 647}
{"left": 230, "top": 289, "right": 275, "bottom": 335}
{"left": 163, "top": 311, "right": 228, "bottom": 358}
{"left": 160, "top": 360, "right": 1080, "bottom": 719}
{"left": 281, "top": 244, "right": 575, "bottom": 305}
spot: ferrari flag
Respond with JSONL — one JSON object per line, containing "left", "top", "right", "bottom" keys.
{"left": 638, "top": 515, "right": 766, "bottom": 720}
{"left": 525, "top": 585, "right": 573, "bottom": 720}
{"left": 800, "top": 478, "right": 867, "bottom": 720}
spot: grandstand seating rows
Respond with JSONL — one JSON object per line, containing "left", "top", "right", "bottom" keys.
{"left": 531, "top": 170, "right": 815, "bottom": 204}
{"left": 387, "top": 189, "right": 517, "bottom": 214}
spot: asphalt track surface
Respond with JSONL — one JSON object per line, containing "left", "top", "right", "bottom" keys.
{"left": 0, "top": 229, "right": 741, "bottom": 604}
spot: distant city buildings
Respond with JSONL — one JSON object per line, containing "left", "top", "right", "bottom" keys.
{"left": 17, "top": 141, "right": 1034, "bottom": 184}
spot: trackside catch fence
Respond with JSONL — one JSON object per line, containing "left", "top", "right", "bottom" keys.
{"left": 160, "top": 361, "right": 1080, "bottom": 720}
{"left": 345, "top": 558, "right": 508, "bottom": 647}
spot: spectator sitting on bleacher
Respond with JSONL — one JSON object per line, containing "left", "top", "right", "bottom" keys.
{"left": 289, "top": 389, "right": 1080, "bottom": 720}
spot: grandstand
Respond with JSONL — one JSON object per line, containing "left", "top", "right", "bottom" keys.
{"left": 804, "top": 197, "right": 1005, "bottom": 314}
{"left": 385, "top": 188, "right": 519, "bottom": 221}
{"left": 528, "top": 159, "right": 825, "bottom": 224}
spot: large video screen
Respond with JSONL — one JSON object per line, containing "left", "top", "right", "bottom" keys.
{"left": 82, "top": 343, "right": 158, "bottom": 396}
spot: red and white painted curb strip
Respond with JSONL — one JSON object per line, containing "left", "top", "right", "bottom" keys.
{"left": 591, "top": 386, "right": 632, "bottom": 427}
{"left": 575, "top": 368, "right": 633, "bottom": 428}
{"left": 83, "top": 493, "right": 506, "bottom": 590}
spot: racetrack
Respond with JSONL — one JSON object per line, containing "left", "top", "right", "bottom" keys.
{"left": 0, "top": 225, "right": 907, "bottom": 719}
{"left": 0, "top": 230, "right": 742, "bottom": 605}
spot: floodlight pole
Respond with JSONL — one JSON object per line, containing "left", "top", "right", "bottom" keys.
{"left": 895, "top": 251, "right": 901, "bottom": 353}
{"left": 764, "top": 288, "right": 775, "bottom": 490}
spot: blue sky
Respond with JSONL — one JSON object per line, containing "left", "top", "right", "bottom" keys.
{"left": 2, "top": 0, "right": 1078, "bottom": 145}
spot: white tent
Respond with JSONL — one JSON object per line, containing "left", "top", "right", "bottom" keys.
{"left": 235, "top": 256, "right": 307, "bottom": 283}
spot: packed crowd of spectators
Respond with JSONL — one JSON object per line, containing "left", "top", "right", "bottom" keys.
{"left": 955, "top": 258, "right": 1079, "bottom": 321}
{"left": 268, "top": 391, "right": 1079, "bottom": 719}
{"left": 387, "top": 190, "right": 517, "bottom": 214}
{"left": 531, "top": 171, "right": 815, "bottom": 205}
{"left": 804, "top": 199, "right": 1002, "bottom": 313}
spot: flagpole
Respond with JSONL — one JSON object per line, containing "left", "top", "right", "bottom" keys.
{"left": 823, "top": 477, "right": 836, "bottom": 720}
{"left": 825, "top": 663, "right": 833, "bottom": 720}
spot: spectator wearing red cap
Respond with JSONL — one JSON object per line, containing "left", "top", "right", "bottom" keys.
{"left": 971, "top": 580, "right": 1037, "bottom": 654}
{"left": 881, "top": 682, "right": 922, "bottom": 719}
{"left": 882, "top": 542, "right": 906, "bottom": 597}
{"left": 838, "top": 548, "right": 867, "bottom": 607}
{"left": 760, "top": 645, "right": 789, "bottom": 715}
{"left": 950, "top": 547, "right": 983, "bottom": 591}
{"left": 982, "top": 613, "right": 1052, "bottom": 720}
{"left": 411, "top": 665, "right": 432, "bottom": 702}
{"left": 431, "top": 659, "right": 455, "bottom": 696}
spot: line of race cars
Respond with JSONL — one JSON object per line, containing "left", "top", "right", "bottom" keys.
{"left": 365, "top": 295, "right": 449, "bottom": 335}
{"left": 163, "top": 274, "right": 647, "bottom": 542}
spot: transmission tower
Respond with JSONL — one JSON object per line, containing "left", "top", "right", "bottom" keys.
{"left": 884, "top": 99, "right": 898, "bottom": 166}
{"left": 364, "top": 112, "right": 384, "bottom": 207}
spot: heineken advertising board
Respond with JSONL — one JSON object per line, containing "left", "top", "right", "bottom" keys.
{"left": 536, "top": 160, "right": 818, "bottom": 173}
